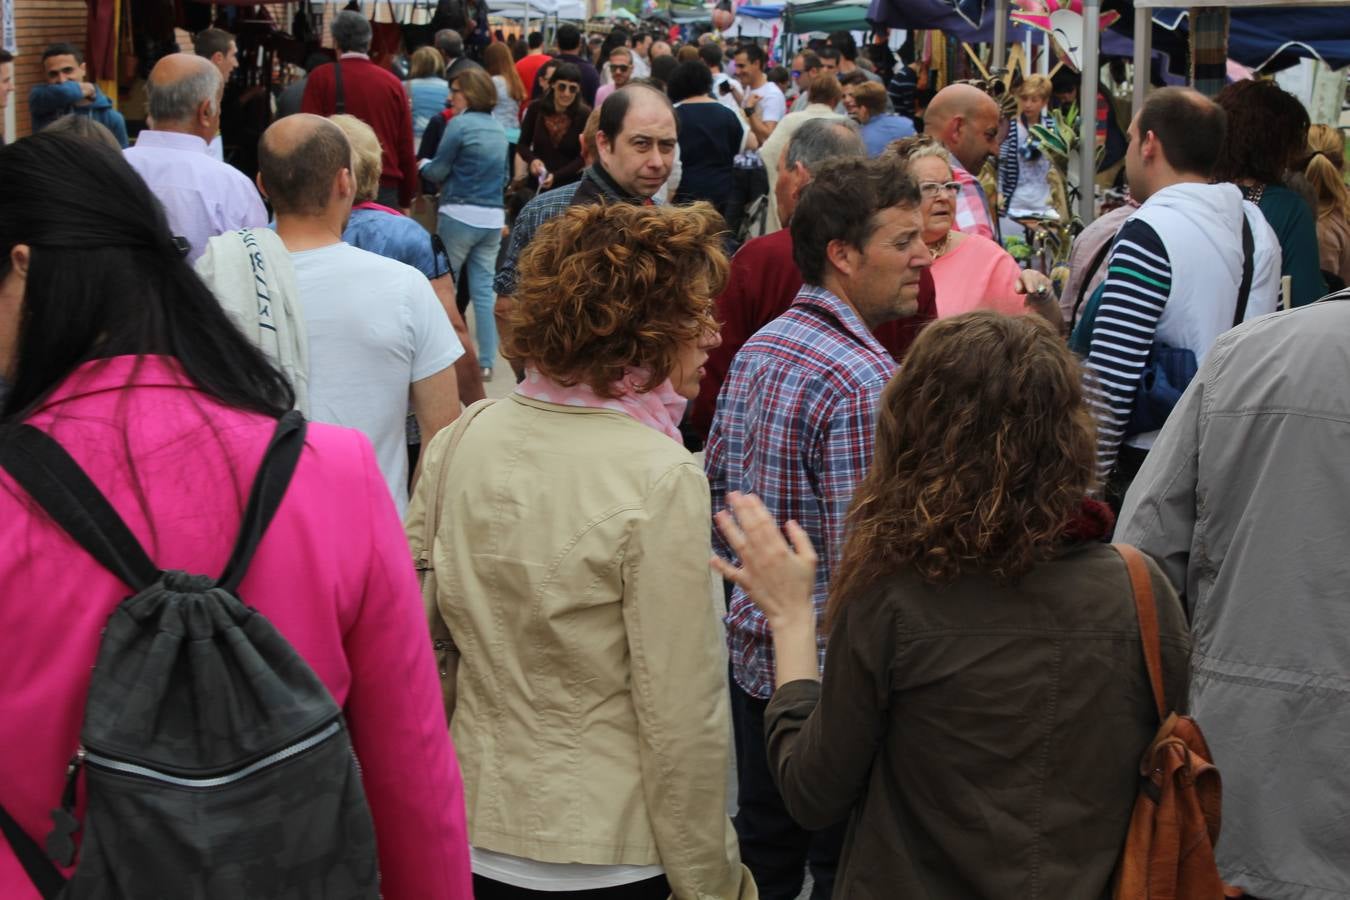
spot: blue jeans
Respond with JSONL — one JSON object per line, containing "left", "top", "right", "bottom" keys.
{"left": 438, "top": 214, "right": 504, "bottom": 367}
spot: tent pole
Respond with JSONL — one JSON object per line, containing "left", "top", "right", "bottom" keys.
{"left": 1132, "top": 7, "right": 1151, "bottom": 116}
{"left": 1078, "top": 0, "right": 1099, "bottom": 224}
{"left": 992, "top": 0, "right": 1008, "bottom": 71}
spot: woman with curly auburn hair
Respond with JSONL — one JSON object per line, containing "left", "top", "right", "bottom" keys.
{"left": 407, "top": 201, "right": 755, "bottom": 900}
{"left": 713, "top": 311, "right": 1191, "bottom": 899}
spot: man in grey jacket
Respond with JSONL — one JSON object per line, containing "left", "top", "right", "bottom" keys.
{"left": 1117, "top": 287, "right": 1350, "bottom": 900}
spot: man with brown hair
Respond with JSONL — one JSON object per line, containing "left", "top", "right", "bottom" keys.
{"left": 258, "top": 114, "right": 462, "bottom": 511}
{"left": 706, "top": 155, "right": 931, "bottom": 899}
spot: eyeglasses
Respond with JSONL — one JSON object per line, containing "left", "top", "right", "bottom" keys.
{"left": 553, "top": 82, "right": 579, "bottom": 94}
{"left": 611, "top": 64, "right": 630, "bottom": 73}
{"left": 918, "top": 181, "right": 961, "bottom": 197}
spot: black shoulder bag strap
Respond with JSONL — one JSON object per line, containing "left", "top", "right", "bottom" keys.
{"left": 334, "top": 57, "right": 346, "bottom": 114}
{"left": 0, "top": 410, "right": 306, "bottom": 595}
{"left": 0, "top": 802, "right": 63, "bottom": 899}
{"left": 1233, "top": 215, "right": 1255, "bottom": 328}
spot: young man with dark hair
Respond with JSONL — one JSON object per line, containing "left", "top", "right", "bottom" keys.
{"left": 28, "top": 42, "right": 128, "bottom": 146}
{"left": 631, "top": 29, "right": 654, "bottom": 77}
{"left": 728, "top": 42, "right": 785, "bottom": 236}
{"left": 301, "top": 11, "right": 419, "bottom": 210}
{"left": 1081, "top": 86, "right": 1280, "bottom": 500}
{"left": 192, "top": 27, "right": 238, "bottom": 160}
{"left": 515, "top": 30, "right": 552, "bottom": 97}
{"left": 827, "top": 30, "right": 882, "bottom": 84}
{"left": 553, "top": 23, "right": 600, "bottom": 105}
{"left": 705, "top": 154, "right": 930, "bottom": 900}
{"left": 257, "top": 114, "right": 462, "bottom": 512}
{"left": 788, "top": 51, "right": 822, "bottom": 112}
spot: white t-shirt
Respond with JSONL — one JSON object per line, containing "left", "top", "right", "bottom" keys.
{"left": 290, "top": 242, "right": 463, "bottom": 513}
{"left": 471, "top": 847, "right": 663, "bottom": 890}
{"left": 734, "top": 81, "right": 786, "bottom": 168}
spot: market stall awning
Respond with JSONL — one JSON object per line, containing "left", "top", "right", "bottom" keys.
{"left": 784, "top": 0, "right": 873, "bottom": 34}
{"left": 1149, "top": 6, "right": 1350, "bottom": 72}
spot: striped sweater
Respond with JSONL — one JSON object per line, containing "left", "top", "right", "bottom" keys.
{"left": 1083, "top": 220, "right": 1172, "bottom": 479}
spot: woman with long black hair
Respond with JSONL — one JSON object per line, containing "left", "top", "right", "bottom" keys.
{"left": 0, "top": 133, "right": 472, "bottom": 899}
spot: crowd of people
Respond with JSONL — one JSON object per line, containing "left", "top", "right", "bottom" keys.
{"left": 0, "top": 15, "right": 1348, "bottom": 900}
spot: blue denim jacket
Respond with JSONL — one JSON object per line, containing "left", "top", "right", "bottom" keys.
{"left": 422, "top": 110, "right": 507, "bottom": 209}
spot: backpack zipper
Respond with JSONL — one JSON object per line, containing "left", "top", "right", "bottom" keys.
{"left": 82, "top": 720, "right": 342, "bottom": 789}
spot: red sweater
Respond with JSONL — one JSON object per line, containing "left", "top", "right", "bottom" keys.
{"left": 302, "top": 56, "right": 419, "bottom": 208}
{"left": 690, "top": 227, "right": 937, "bottom": 441}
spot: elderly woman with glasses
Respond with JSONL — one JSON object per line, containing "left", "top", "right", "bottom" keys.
{"left": 517, "top": 61, "right": 591, "bottom": 192}
{"left": 885, "top": 136, "right": 1058, "bottom": 325}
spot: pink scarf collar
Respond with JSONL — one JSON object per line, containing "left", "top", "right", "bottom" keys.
{"left": 515, "top": 367, "right": 688, "bottom": 444}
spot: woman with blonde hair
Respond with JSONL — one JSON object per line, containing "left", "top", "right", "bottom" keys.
{"left": 408, "top": 201, "right": 753, "bottom": 900}
{"left": 1306, "top": 123, "right": 1350, "bottom": 289}
{"left": 713, "top": 311, "right": 1190, "bottom": 898}
{"left": 407, "top": 45, "right": 449, "bottom": 143}
{"left": 483, "top": 40, "right": 526, "bottom": 145}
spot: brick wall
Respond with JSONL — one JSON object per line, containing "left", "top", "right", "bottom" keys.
{"left": 11, "top": 0, "right": 89, "bottom": 140}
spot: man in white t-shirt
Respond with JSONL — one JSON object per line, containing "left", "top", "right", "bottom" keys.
{"left": 258, "top": 114, "right": 463, "bottom": 513}
{"left": 729, "top": 43, "right": 785, "bottom": 238}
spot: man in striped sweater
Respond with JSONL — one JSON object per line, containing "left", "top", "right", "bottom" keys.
{"left": 1083, "top": 87, "right": 1280, "bottom": 503}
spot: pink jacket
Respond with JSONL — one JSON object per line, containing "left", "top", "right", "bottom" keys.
{"left": 0, "top": 356, "right": 472, "bottom": 899}
{"left": 930, "top": 233, "right": 1027, "bottom": 319}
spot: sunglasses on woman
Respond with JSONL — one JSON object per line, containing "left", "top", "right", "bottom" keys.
{"left": 554, "top": 82, "right": 580, "bottom": 95}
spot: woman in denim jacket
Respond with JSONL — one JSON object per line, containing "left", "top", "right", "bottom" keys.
{"left": 422, "top": 67, "right": 508, "bottom": 381}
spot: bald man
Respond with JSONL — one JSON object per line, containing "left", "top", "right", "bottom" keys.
{"left": 923, "top": 83, "right": 1001, "bottom": 239}
{"left": 257, "top": 115, "right": 463, "bottom": 512}
{"left": 123, "top": 53, "right": 267, "bottom": 262}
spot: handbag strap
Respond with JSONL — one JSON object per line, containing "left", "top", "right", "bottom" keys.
{"left": 415, "top": 399, "right": 496, "bottom": 571}
{"left": 334, "top": 55, "right": 346, "bottom": 114}
{"left": 1233, "top": 215, "right": 1255, "bottom": 328}
{"left": 1114, "top": 543, "right": 1168, "bottom": 722}
{"left": 0, "top": 802, "right": 64, "bottom": 899}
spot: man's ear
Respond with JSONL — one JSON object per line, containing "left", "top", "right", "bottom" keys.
{"left": 824, "top": 237, "right": 856, "bottom": 279}
{"left": 255, "top": 171, "right": 269, "bottom": 200}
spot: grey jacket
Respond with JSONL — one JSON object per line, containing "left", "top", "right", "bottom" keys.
{"left": 1118, "top": 290, "right": 1350, "bottom": 900}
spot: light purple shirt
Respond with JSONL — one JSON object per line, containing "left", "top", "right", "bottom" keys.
{"left": 123, "top": 130, "right": 268, "bottom": 262}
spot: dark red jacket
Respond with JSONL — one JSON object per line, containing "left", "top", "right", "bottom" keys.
{"left": 691, "top": 227, "right": 937, "bottom": 442}
{"left": 302, "top": 57, "right": 419, "bottom": 208}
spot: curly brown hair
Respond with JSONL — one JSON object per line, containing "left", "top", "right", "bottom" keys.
{"left": 1211, "top": 79, "right": 1310, "bottom": 186}
{"left": 826, "top": 312, "right": 1097, "bottom": 627}
{"left": 506, "top": 201, "right": 727, "bottom": 397}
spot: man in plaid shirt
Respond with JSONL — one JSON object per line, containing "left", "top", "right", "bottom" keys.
{"left": 705, "top": 155, "right": 931, "bottom": 899}
{"left": 922, "top": 83, "right": 1002, "bottom": 240}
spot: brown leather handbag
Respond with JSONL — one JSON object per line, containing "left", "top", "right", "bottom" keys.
{"left": 1112, "top": 544, "right": 1240, "bottom": 900}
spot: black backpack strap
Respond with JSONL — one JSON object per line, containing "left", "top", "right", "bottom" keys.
{"left": 217, "top": 411, "right": 308, "bottom": 593}
{"left": 0, "top": 425, "right": 159, "bottom": 592}
{"left": 0, "top": 802, "right": 65, "bottom": 900}
{"left": 333, "top": 57, "right": 346, "bottom": 114}
{"left": 1233, "top": 215, "right": 1255, "bottom": 328}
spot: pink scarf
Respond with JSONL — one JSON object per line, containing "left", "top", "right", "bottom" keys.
{"left": 515, "top": 367, "right": 688, "bottom": 444}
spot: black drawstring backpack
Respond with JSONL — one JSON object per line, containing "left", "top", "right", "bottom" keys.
{"left": 0, "top": 412, "right": 380, "bottom": 899}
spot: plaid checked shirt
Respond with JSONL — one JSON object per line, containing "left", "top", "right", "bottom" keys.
{"left": 952, "top": 159, "right": 995, "bottom": 241}
{"left": 705, "top": 285, "right": 897, "bottom": 699}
